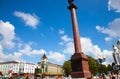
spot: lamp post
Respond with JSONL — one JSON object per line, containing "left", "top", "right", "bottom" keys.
{"left": 97, "top": 55, "right": 105, "bottom": 77}
{"left": 97, "top": 55, "right": 105, "bottom": 64}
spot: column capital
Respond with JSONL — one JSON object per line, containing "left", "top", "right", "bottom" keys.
{"left": 68, "top": 4, "right": 77, "bottom": 10}
{"left": 67, "top": 0, "right": 77, "bottom": 10}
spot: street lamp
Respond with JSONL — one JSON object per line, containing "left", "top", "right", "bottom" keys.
{"left": 97, "top": 54, "right": 105, "bottom": 64}
{"left": 97, "top": 54, "right": 105, "bottom": 77}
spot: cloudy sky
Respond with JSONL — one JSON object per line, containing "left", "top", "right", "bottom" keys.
{"left": 0, "top": 0, "right": 120, "bottom": 65}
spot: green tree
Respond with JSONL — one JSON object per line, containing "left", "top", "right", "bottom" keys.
{"left": 98, "top": 64, "right": 107, "bottom": 74}
{"left": 88, "top": 56, "right": 98, "bottom": 75}
{"left": 62, "top": 61, "right": 72, "bottom": 77}
{"left": 88, "top": 56, "right": 109, "bottom": 75}
{"left": 35, "top": 68, "right": 42, "bottom": 77}
{"left": 107, "top": 64, "right": 112, "bottom": 71}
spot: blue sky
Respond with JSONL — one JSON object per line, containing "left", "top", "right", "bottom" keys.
{"left": 0, "top": 0, "right": 120, "bottom": 65}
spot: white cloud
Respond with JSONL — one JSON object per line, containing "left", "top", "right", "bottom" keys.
{"left": 105, "top": 37, "right": 112, "bottom": 41}
{"left": 108, "top": 0, "right": 120, "bottom": 12}
{"left": 59, "top": 29, "right": 65, "bottom": 34}
{"left": 48, "top": 51, "right": 65, "bottom": 62}
{"left": 61, "top": 35, "right": 72, "bottom": 42}
{"left": 61, "top": 35, "right": 113, "bottom": 65}
{"left": 81, "top": 37, "right": 113, "bottom": 65}
{"left": 0, "top": 34, "right": 4, "bottom": 41}
{"left": 0, "top": 45, "right": 6, "bottom": 61}
{"left": 58, "top": 42, "right": 64, "bottom": 45}
{"left": 14, "top": 11, "right": 39, "bottom": 29}
{"left": 63, "top": 42, "right": 74, "bottom": 54}
{"left": 102, "top": 50, "right": 113, "bottom": 65}
{"left": 6, "top": 52, "right": 22, "bottom": 61}
{"left": 0, "top": 20, "right": 15, "bottom": 49}
{"left": 96, "top": 18, "right": 120, "bottom": 41}
{"left": 0, "top": 20, "right": 23, "bottom": 62}
{"left": 63, "top": 37, "right": 104, "bottom": 57}
{"left": 17, "top": 44, "right": 45, "bottom": 56}
{"left": 81, "top": 37, "right": 112, "bottom": 58}
{"left": 0, "top": 45, "right": 22, "bottom": 62}
{"left": 17, "top": 43, "right": 65, "bottom": 63}
{"left": 17, "top": 43, "right": 23, "bottom": 48}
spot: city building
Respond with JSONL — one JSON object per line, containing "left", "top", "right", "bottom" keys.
{"left": 0, "top": 61, "right": 37, "bottom": 77}
{"left": 37, "top": 53, "right": 63, "bottom": 76}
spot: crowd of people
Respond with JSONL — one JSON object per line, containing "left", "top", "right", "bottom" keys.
{"left": 93, "top": 72, "right": 120, "bottom": 79}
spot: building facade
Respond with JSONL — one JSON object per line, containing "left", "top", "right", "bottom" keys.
{"left": 38, "top": 53, "right": 63, "bottom": 76}
{"left": 47, "top": 62, "right": 63, "bottom": 75}
{"left": 0, "top": 61, "right": 37, "bottom": 77}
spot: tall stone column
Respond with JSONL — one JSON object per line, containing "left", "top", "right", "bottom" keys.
{"left": 67, "top": 0, "right": 91, "bottom": 78}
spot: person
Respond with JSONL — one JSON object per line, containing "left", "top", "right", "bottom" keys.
{"left": 61, "top": 75, "right": 65, "bottom": 79}
{"left": 112, "top": 76, "right": 115, "bottom": 79}
{"left": 9, "top": 77, "right": 13, "bottom": 79}
{"left": 111, "top": 72, "right": 116, "bottom": 79}
{"left": 26, "top": 76, "right": 29, "bottom": 79}
{"left": 68, "top": 75, "right": 72, "bottom": 79}
{"left": 56, "top": 75, "right": 61, "bottom": 79}
{"left": 44, "top": 76, "right": 49, "bottom": 79}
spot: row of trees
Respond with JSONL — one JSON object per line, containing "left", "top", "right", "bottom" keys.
{"left": 62, "top": 56, "right": 113, "bottom": 76}
{"left": 88, "top": 56, "right": 112, "bottom": 75}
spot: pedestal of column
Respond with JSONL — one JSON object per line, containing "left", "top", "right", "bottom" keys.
{"left": 71, "top": 53, "right": 91, "bottom": 79}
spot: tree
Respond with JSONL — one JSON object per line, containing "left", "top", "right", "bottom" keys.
{"left": 35, "top": 68, "right": 42, "bottom": 77}
{"left": 88, "top": 56, "right": 109, "bottom": 75}
{"left": 88, "top": 56, "right": 98, "bottom": 75}
{"left": 62, "top": 61, "right": 72, "bottom": 77}
{"left": 98, "top": 64, "right": 107, "bottom": 74}
{"left": 107, "top": 64, "right": 112, "bottom": 71}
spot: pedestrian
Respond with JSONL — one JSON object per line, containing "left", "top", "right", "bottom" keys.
{"left": 68, "top": 75, "right": 72, "bottom": 79}
{"left": 111, "top": 72, "right": 115, "bottom": 79}
{"left": 61, "top": 75, "right": 65, "bottom": 79}
{"left": 26, "top": 76, "right": 29, "bottom": 79}
{"left": 56, "top": 75, "right": 61, "bottom": 79}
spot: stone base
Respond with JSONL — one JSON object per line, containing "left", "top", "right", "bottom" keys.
{"left": 71, "top": 71, "right": 91, "bottom": 79}
{"left": 71, "top": 53, "right": 91, "bottom": 79}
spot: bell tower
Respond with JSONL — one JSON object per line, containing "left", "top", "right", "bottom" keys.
{"left": 41, "top": 53, "right": 48, "bottom": 73}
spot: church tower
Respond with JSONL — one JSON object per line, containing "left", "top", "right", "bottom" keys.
{"left": 41, "top": 53, "right": 48, "bottom": 73}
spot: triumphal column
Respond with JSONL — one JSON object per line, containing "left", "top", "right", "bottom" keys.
{"left": 67, "top": 0, "right": 91, "bottom": 78}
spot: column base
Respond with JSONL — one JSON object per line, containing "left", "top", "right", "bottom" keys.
{"left": 71, "top": 71, "right": 91, "bottom": 79}
{"left": 71, "top": 53, "right": 92, "bottom": 79}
